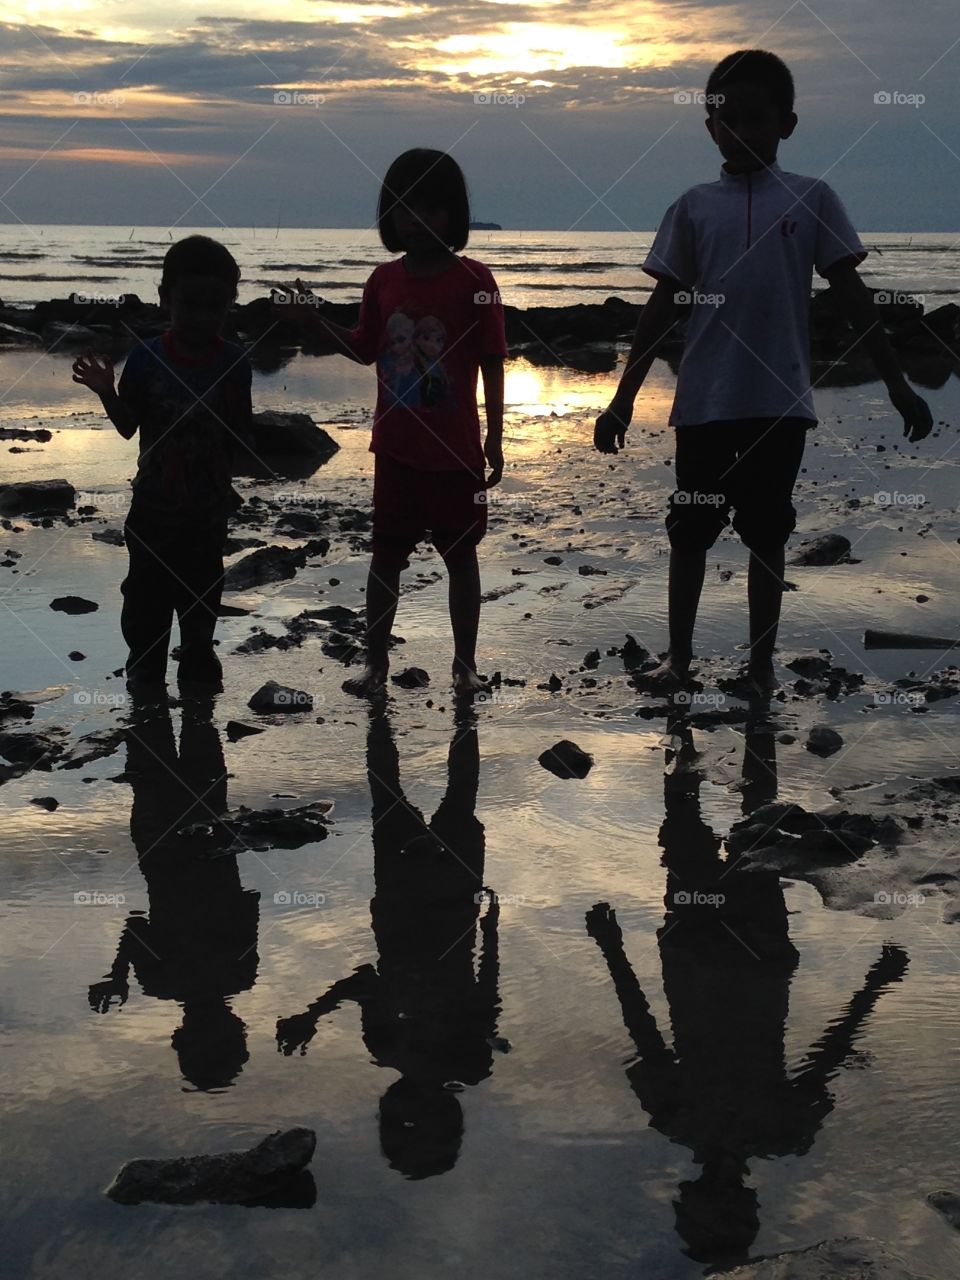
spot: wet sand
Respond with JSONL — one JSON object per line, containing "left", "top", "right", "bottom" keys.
{"left": 3, "top": 351, "right": 960, "bottom": 1279}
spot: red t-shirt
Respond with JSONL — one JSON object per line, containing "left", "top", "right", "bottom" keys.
{"left": 349, "top": 255, "right": 507, "bottom": 472}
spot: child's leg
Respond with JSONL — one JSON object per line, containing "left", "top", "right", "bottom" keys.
{"left": 343, "top": 552, "right": 404, "bottom": 696}
{"left": 174, "top": 527, "right": 225, "bottom": 686}
{"left": 121, "top": 515, "right": 175, "bottom": 685}
{"left": 649, "top": 425, "right": 731, "bottom": 688}
{"left": 442, "top": 544, "right": 484, "bottom": 693}
{"left": 731, "top": 418, "right": 809, "bottom": 691}
{"left": 746, "top": 546, "right": 786, "bottom": 689}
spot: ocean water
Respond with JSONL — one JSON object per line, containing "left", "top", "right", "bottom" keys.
{"left": 0, "top": 225, "right": 958, "bottom": 310}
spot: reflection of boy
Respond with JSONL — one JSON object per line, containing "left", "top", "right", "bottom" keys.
{"left": 381, "top": 311, "right": 420, "bottom": 407}
{"left": 413, "top": 315, "right": 448, "bottom": 408}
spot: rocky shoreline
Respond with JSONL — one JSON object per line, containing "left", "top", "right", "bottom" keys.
{"left": 1, "top": 289, "right": 957, "bottom": 380}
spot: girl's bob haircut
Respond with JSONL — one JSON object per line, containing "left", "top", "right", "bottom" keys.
{"left": 377, "top": 149, "right": 470, "bottom": 253}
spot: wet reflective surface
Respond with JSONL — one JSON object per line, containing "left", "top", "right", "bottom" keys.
{"left": 3, "top": 354, "right": 960, "bottom": 1277}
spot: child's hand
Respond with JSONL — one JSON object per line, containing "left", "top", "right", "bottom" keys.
{"left": 72, "top": 352, "right": 115, "bottom": 397}
{"left": 585, "top": 901, "right": 623, "bottom": 946}
{"left": 483, "top": 438, "right": 504, "bottom": 487}
{"left": 271, "top": 278, "right": 323, "bottom": 330}
{"left": 594, "top": 400, "right": 631, "bottom": 453}
{"left": 889, "top": 381, "right": 933, "bottom": 443}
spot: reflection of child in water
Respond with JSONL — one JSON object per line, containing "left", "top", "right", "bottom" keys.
{"left": 382, "top": 311, "right": 420, "bottom": 407}
{"left": 413, "top": 315, "right": 448, "bottom": 407}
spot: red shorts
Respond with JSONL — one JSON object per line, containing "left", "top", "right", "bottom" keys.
{"left": 372, "top": 451, "right": 488, "bottom": 565}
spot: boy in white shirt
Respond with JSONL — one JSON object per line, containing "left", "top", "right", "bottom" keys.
{"left": 595, "top": 49, "right": 932, "bottom": 695}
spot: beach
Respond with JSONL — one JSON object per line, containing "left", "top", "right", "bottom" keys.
{"left": 3, "top": 229, "right": 960, "bottom": 1279}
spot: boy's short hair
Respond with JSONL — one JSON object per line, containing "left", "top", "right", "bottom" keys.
{"left": 705, "top": 50, "right": 795, "bottom": 118}
{"left": 160, "top": 235, "right": 241, "bottom": 297}
{"left": 378, "top": 149, "right": 470, "bottom": 253}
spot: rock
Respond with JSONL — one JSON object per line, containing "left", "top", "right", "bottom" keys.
{"left": 91, "top": 527, "right": 125, "bottom": 545}
{"left": 0, "top": 479, "right": 75, "bottom": 513}
{"left": 621, "top": 634, "right": 649, "bottom": 670}
{"left": 391, "top": 667, "right": 430, "bottom": 689}
{"left": 30, "top": 796, "right": 59, "bottom": 810}
{"left": 927, "top": 1190, "right": 960, "bottom": 1230}
{"left": 806, "top": 725, "right": 844, "bottom": 757}
{"left": 234, "top": 411, "right": 339, "bottom": 480}
{"left": 179, "top": 800, "right": 332, "bottom": 852}
{"left": 0, "top": 426, "right": 51, "bottom": 442}
{"left": 790, "top": 534, "right": 852, "bottom": 566}
{"left": 105, "top": 1127, "right": 317, "bottom": 1206}
{"left": 718, "top": 1234, "right": 933, "bottom": 1278}
{"left": 578, "top": 564, "right": 608, "bottom": 576}
{"left": 248, "top": 681, "right": 313, "bottom": 713}
{"left": 61, "top": 728, "right": 126, "bottom": 769}
{"left": 223, "top": 540, "right": 328, "bottom": 591}
{"left": 226, "top": 720, "right": 265, "bottom": 742}
{"left": 0, "top": 692, "right": 34, "bottom": 724}
{"left": 0, "top": 728, "right": 67, "bottom": 768}
{"left": 68, "top": 651, "right": 86, "bottom": 661}
{"left": 539, "top": 739, "right": 593, "bottom": 779}
{"left": 785, "top": 652, "right": 832, "bottom": 677}
{"left": 583, "top": 649, "right": 601, "bottom": 669}
{"left": 50, "top": 595, "right": 98, "bottom": 614}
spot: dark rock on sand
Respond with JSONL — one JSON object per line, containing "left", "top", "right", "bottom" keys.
{"left": 620, "top": 634, "right": 650, "bottom": 670}
{"left": 247, "top": 681, "right": 314, "bottom": 713}
{"left": 235, "top": 411, "right": 339, "bottom": 479}
{"left": 91, "top": 527, "right": 125, "bottom": 545}
{"left": 539, "top": 739, "right": 594, "bottom": 779}
{"left": 223, "top": 540, "right": 328, "bottom": 591}
{"left": 0, "top": 479, "right": 75, "bottom": 513}
{"left": 790, "top": 534, "right": 852, "bottom": 566}
{"left": 806, "top": 725, "right": 844, "bottom": 757}
{"left": 179, "top": 800, "right": 331, "bottom": 852}
{"left": 719, "top": 1234, "right": 934, "bottom": 1278}
{"left": 0, "top": 426, "right": 51, "bottom": 442}
{"left": 0, "top": 693, "right": 34, "bottom": 724}
{"left": 50, "top": 595, "right": 98, "bottom": 614}
{"left": 391, "top": 667, "right": 430, "bottom": 689}
{"left": 927, "top": 1190, "right": 960, "bottom": 1231}
{"left": 0, "top": 728, "right": 68, "bottom": 768}
{"left": 68, "top": 651, "right": 86, "bottom": 661}
{"left": 60, "top": 728, "right": 127, "bottom": 769}
{"left": 30, "top": 795, "right": 59, "bottom": 810}
{"left": 105, "top": 1127, "right": 317, "bottom": 1207}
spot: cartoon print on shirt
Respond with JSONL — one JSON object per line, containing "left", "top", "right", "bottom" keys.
{"left": 414, "top": 315, "right": 449, "bottom": 408}
{"left": 380, "top": 311, "right": 421, "bottom": 407}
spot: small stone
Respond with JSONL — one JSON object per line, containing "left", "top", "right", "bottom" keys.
{"left": 50, "top": 596, "right": 98, "bottom": 614}
{"left": 247, "top": 681, "right": 313, "bottom": 713}
{"left": 30, "top": 796, "right": 59, "bottom": 810}
{"left": 539, "top": 739, "right": 593, "bottom": 779}
{"left": 806, "top": 725, "right": 844, "bottom": 757}
{"left": 391, "top": 667, "right": 430, "bottom": 689}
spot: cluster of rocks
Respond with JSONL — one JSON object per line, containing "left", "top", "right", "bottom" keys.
{"left": 178, "top": 799, "right": 332, "bottom": 853}
{"left": 5, "top": 285, "right": 956, "bottom": 375}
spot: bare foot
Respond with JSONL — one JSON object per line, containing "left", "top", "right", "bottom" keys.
{"left": 641, "top": 653, "right": 691, "bottom": 693}
{"left": 342, "top": 664, "right": 388, "bottom": 697}
{"left": 745, "top": 660, "right": 778, "bottom": 697}
{"left": 453, "top": 668, "right": 487, "bottom": 697}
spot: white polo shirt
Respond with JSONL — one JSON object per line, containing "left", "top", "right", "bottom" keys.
{"left": 642, "top": 161, "right": 866, "bottom": 427}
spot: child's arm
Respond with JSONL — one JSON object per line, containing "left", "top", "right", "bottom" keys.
{"left": 480, "top": 355, "right": 504, "bottom": 486}
{"left": 594, "top": 279, "right": 681, "bottom": 453}
{"left": 825, "top": 264, "right": 933, "bottom": 442}
{"left": 72, "top": 354, "right": 139, "bottom": 438}
{"left": 272, "top": 280, "right": 365, "bottom": 361}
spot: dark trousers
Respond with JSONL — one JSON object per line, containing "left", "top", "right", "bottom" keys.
{"left": 121, "top": 505, "right": 225, "bottom": 683}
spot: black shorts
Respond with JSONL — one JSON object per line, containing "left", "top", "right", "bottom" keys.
{"left": 666, "top": 417, "right": 812, "bottom": 552}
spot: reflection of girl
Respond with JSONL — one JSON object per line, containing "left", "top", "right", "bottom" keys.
{"left": 381, "top": 311, "right": 420, "bottom": 406}
{"left": 414, "top": 315, "right": 448, "bottom": 407}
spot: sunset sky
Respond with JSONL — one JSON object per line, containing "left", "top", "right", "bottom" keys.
{"left": 0, "top": 0, "right": 957, "bottom": 229}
